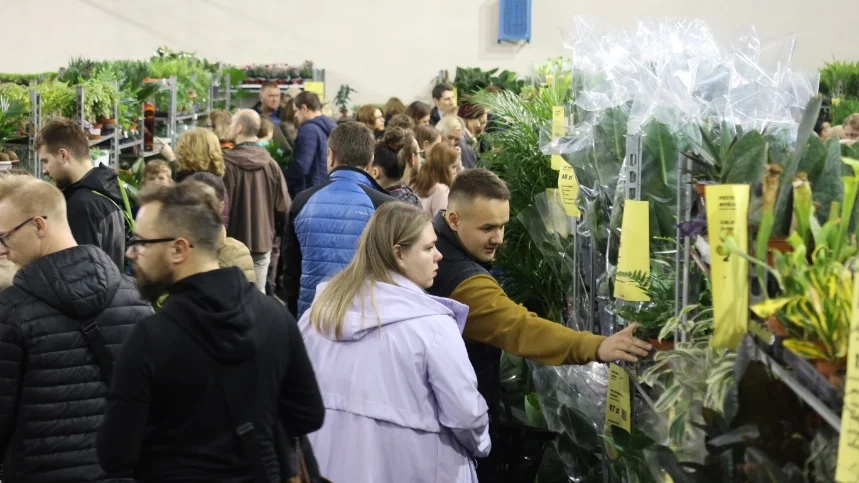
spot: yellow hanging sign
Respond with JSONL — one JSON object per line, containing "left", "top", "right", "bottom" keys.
{"left": 557, "top": 163, "right": 580, "bottom": 217}
{"left": 303, "top": 81, "right": 325, "bottom": 99}
{"left": 705, "top": 185, "right": 750, "bottom": 350}
{"left": 551, "top": 155, "right": 564, "bottom": 170}
{"left": 546, "top": 74, "right": 554, "bottom": 88}
{"left": 614, "top": 200, "right": 651, "bottom": 301}
{"left": 836, "top": 271, "right": 859, "bottom": 482}
{"left": 605, "top": 363, "right": 631, "bottom": 433}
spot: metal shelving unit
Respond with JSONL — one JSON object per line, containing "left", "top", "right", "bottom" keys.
{"left": 27, "top": 87, "right": 42, "bottom": 179}
{"left": 234, "top": 68, "right": 325, "bottom": 93}
{"left": 152, "top": 72, "right": 231, "bottom": 149}
{"left": 75, "top": 81, "right": 146, "bottom": 168}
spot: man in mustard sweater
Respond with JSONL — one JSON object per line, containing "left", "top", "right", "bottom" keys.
{"left": 429, "top": 169, "right": 650, "bottom": 480}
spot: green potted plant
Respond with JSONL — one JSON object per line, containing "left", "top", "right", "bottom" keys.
{"left": 334, "top": 85, "right": 357, "bottom": 119}
{"left": 299, "top": 60, "right": 314, "bottom": 80}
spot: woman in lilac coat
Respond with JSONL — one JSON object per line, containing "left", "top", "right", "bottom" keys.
{"left": 298, "top": 202, "right": 491, "bottom": 483}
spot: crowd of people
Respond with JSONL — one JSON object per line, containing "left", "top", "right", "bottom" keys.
{"left": 0, "top": 83, "right": 653, "bottom": 483}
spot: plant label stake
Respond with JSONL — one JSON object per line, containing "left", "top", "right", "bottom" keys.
{"left": 615, "top": 200, "right": 650, "bottom": 301}
{"left": 835, "top": 270, "right": 859, "bottom": 482}
{"left": 605, "top": 363, "right": 632, "bottom": 433}
{"left": 705, "top": 185, "right": 750, "bottom": 350}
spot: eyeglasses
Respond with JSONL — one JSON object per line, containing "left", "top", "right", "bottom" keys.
{"left": 0, "top": 216, "right": 45, "bottom": 248}
{"left": 127, "top": 236, "right": 194, "bottom": 253}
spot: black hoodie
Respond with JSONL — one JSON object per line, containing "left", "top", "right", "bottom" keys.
{"left": 96, "top": 267, "right": 324, "bottom": 482}
{"left": 63, "top": 166, "right": 126, "bottom": 269}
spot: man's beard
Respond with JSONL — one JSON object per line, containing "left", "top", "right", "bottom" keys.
{"left": 134, "top": 267, "right": 173, "bottom": 304}
{"left": 52, "top": 174, "right": 71, "bottom": 190}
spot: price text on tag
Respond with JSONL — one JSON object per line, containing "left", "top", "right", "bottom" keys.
{"left": 605, "top": 363, "right": 631, "bottom": 433}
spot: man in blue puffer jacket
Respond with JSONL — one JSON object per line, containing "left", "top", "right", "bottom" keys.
{"left": 281, "top": 122, "right": 395, "bottom": 318}
{"left": 286, "top": 92, "right": 339, "bottom": 199}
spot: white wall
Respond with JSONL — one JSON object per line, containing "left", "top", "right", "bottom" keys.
{"left": 1, "top": 0, "right": 856, "bottom": 105}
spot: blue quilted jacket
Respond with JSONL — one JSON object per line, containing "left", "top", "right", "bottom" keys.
{"left": 281, "top": 167, "right": 394, "bottom": 318}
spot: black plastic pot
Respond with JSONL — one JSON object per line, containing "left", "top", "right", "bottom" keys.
{"left": 773, "top": 338, "right": 844, "bottom": 414}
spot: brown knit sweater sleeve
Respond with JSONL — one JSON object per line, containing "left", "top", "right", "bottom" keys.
{"left": 451, "top": 274, "right": 606, "bottom": 365}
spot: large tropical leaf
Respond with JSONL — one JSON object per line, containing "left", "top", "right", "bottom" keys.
{"left": 722, "top": 130, "right": 767, "bottom": 184}
{"left": 774, "top": 96, "right": 824, "bottom": 235}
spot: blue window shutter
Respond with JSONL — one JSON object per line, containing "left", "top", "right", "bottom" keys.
{"left": 498, "top": 0, "right": 532, "bottom": 43}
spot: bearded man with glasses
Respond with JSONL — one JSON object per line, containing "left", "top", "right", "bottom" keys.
{"left": 0, "top": 174, "right": 152, "bottom": 483}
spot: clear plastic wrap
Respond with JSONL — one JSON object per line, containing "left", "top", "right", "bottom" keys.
{"left": 542, "top": 17, "right": 818, "bottom": 163}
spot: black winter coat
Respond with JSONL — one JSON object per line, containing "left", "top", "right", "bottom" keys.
{"left": 97, "top": 267, "right": 324, "bottom": 482}
{"left": 64, "top": 166, "right": 127, "bottom": 269}
{"left": 0, "top": 245, "right": 154, "bottom": 483}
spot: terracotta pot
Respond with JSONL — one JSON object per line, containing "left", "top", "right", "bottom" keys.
{"left": 815, "top": 360, "right": 841, "bottom": 386}
{"left": 93, "top": 123, "right": 104, "bottom": 130}
{"left": 695, "top": 182, "right": 708, "bottom": 198}
{"left": 767, "top": 238, "right": 793, "bottom": 266}
{"left": 649, "top": 339, "right": 674, "bottom": 352}
{"left": 99, "top": 118, "right": 116, "bottom": 126}
{"left": 765, "top": 316, "right": 789, "bottom": 337}
{"left": 88, "top": 133, "right": 101, "bottom": 140}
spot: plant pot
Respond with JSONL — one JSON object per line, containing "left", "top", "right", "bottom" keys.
{"left": 814, "top": 360, "right": 842, "bottom": 386}
{"left": 294, "top": 78, "right": 304, "bottom": 85}
{"left": 765, "top": 316, "right": 789, "bottom": 337}
{"left": 99, "top": 118, "right": 116, "bottom": 126}
{"left": 649, "top": 338, "right": 674, "bottom": 352}
{"left": 766, "top": 238, "right": 793, "bottom": 266}
{"left": 93, "top": 123, "right": 104, "bottom": 130}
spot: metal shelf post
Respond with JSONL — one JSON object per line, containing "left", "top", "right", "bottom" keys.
{"left": 28, "top": 88, "right": 42, "bottom": 179}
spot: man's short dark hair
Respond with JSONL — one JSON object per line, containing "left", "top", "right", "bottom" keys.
{"left": 432, "top": 83, "right": 453, "bottom": 101}
{"left": 295, "top": 91, "right": 322, "bottom": 112}
{"left": 328, "top": 122, "right": 375, "bottom": 168}
{"left": 34, "top": 119, "right": 90, "bottom": 161}
{"left": 138, "top": 182, "right": 223, "bottom": 254}
{"left": 449, "top": 168, "right": 511, "bottom": 205}
{"left": 185, "top": 171, "right": 226, "bottom": 202}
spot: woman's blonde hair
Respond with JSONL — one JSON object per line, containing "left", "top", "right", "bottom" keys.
{"left": 209, "top": 111, "right": 233, "bottom": 143}
{"left": 309, "top": 202, "right": 432, "bottom": 340}
{"left": 176, "top": 128, "right": 225, "bottom": 176}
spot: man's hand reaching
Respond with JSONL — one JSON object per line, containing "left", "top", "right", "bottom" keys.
{"left": 596, "top": 322, "right": 652, "bottom": 363}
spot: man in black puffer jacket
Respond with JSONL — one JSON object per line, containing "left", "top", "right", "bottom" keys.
{"left": 0, "top": 175, "right": 153, "bottom": 483}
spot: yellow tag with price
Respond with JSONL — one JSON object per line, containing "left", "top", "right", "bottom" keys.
{"left": 557, "top": 163, "right": 580, "bottom": 217}
{"left": 605, "top": 363, "right": 631, "bottom": 433}
{"left": 835, "top": 272, "right": 859, "bottom": 482}
{"left": 614, "top": 200, "right": 651, "bottom": 302}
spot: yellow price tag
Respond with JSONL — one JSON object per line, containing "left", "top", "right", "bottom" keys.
{"left": 605, "top": 363, "right": 631, "bottom": 433}
{"left": 304, "top": 81, "right": 325, "bottom": 99}
{"left": 614, "top": 200, "right": 650, "bottom": 302}
{"left": 836, "top": 271, "right": 859, "bottom": 482}
{"left": 551, "top": 154, "right": 564, "bottom": 170}
{"left": 546, "top": 74, "right": 555, "bottom": 87}
{"left": 557, "top": 163, "right": 580, "bottom": 217}
{"left": 705, "top": 185, "right": 750, "bottom": 350}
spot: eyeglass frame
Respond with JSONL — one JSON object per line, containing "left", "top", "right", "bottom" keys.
{"left": 0, "top": 216, "right": 46, "bottom": 248}
{"left": 127, "top": 235, "right": 195, "bottom": 253}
